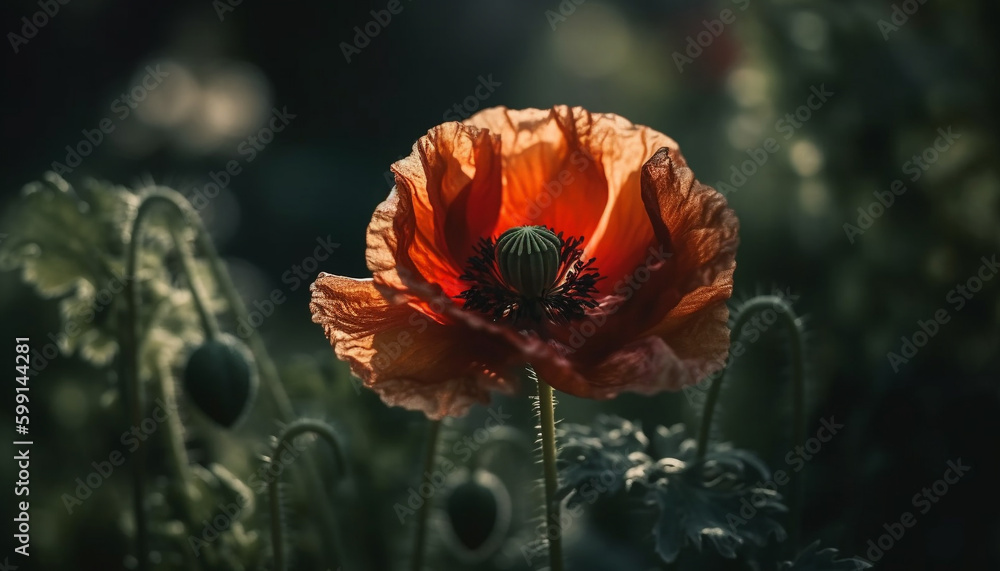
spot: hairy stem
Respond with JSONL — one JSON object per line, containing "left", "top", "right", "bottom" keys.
{"left": 532, "top": 366, "right": 564, "bottom": 571}
{"left": 122, "top": 193, "right": 184, "bottom": 570}
{"left": 122, "top": 191, "right": 227, "bottom": 569}
{"left": 268, "top": 420, "right": 347, "bottom": 571}
{"left": 152, "top": 357, "right": 206, "bottom": 569}
{"left": 410, "top": 419, "right": 442, "bottom": 571}
{"left": 695, "top": 294, "right": 805, "bottom": 549}
{"left": 166, "top": 222, "right": 220, "bottom": 341}
{"left": 125, "top": 188, "right": 346, "bottom": 568}
{"left": 179, "top": 196, "right": 347, "bottom": 567}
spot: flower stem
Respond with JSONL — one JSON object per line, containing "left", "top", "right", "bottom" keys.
{"left": 152, "top": 356, "right": 205, "bottom": 569}
{"left": 125, "top": 188, "right": 347, "bottom": 568}
{"left": 180, "top": 197, "right": 347, "bottom": 567}
{"left": 268, "top": 420, "right": 347, "bottom": 571}
{"left": 410, "top": 418, "right": 441, "bottom": 571}
{"left": 122, "top": 191, "right": 229, "bottom": 569}
{"left": 166, "top": 221, "right": 220, "bottom": 341}
{"left": 531, "top": 366, "right": 564, "bottom": 571}
{"left": 694, "top": 295, "right": 806, "bottom": 550}
{"left": 122, "top": 194, "right": 184, "bottom": 570}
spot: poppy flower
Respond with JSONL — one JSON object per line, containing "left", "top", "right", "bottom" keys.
{"left": 310, "top": 105, "right": 738, "bottom": 419}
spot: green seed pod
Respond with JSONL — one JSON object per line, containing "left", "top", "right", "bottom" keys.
{"left": 182, "top": 333, "right": 258, "bottom": 428}
{"left": 495, "top": 225, "right": 562, "bottom": 298}
{"left": 442, "top": 468, "right": 512, "bottom": 562}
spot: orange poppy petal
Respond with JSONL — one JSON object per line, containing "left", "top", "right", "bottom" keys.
{"left": 463, "top": 106, "right": 610, "bottom": 241}
{"left": 373, "top": 122, "right": 503, "bottom": 300}
{"left": 316, "top": 107, "right": 740, "bottom": 414}
{"left": 466, "top": 106, "right": 690, "bottom": 295}
{"left": 656, "top": 300, "right": 731, "bottom": 371}
{"left": 531, "top": 301, "right": 729, "bottom": 399}
{"left": 549, "top": 147, "right": 737, "bottom": 363}
{"left": 561, "top": 110, "right": 685, "bottom": 290}
{"left": 633, "top": 149, "right": 738, "bottom": 340}
{"left": 310, "top": 274, "right": 518, "bottom": 418}
{"left": 594, "top": 148, "right": 737, "bottom": 338}
{"left": 640, "top": 148, "right": 739, "bottom": 297}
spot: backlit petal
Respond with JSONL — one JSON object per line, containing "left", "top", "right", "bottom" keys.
{"left": 372, "top": 122, "right": 503, "bottom": 300}
{"left": 310, "top": 274, "right": 518, "bottom": 418}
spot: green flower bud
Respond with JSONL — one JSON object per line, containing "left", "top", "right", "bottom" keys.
{"left": 182, "top": 333, "right": 258, "bottom": 428}
{"left": 495, "top": 226, "right": 562, "bottom": 298}
{"left": 443, "top": 468, "right": 511, "bottom": 560}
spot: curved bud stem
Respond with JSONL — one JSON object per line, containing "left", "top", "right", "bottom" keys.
{"left": 268, "top": 419, "right": 347, "bottom": 571}
{"left": 123, "top": 188, "right": 345, "bottom": 567}
{"left": 128, "top": 190, "right": 221, "bottom": 343}
{"left": 695, "top": 294, "right": 805, "bottom": 549}
{"left": 531, "top": 365, "right": 564, "bottom": 571}
{"left": 152, "top": 356, "right": 204, "bottom": 569}
{"left": 122, "top": 190, "right": 206, "bottom": 569}
{"left": 167, "top": 222, "right": 221, "bottom": 340}
{"left": 169, "top": 190, "right": 349, "bottom": 566}
{"left": 122, "top": 190, "right": 229, "bottom": 569}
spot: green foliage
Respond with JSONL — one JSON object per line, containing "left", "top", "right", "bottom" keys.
{"left": 0, "top": 173, "right": 220, "bottom": 374}
{"left": 557, "top": 416, "right": 787, "bottom": 565}
{"left": 150, "top": 463, "right": 262, "bottom": 569}
{"left": 637, "top": 424, "right": 787, "bottom": 564}
{"left": 556, "top": 414, "right": 649, "bottom": 508}
{"left": 1, "top": 173, "right": 134, "bottom": 363}
{"left": 778, "top": 541, "right": 871, "bottom": 571}
{"left": 1, "top": 173, "right": 263, "bottom": 566}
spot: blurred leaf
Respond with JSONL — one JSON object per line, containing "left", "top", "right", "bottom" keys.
{"left": 0, "top": 174, "right": 221, "bottom": 377}
{"left": 778, "top": 541, "right": 872, "bottom": 570}
{"left": 0, "top": 174, "right": 130, "bottom": 297}
{"left": 0, "top": 174, "right": 144, "bottom": 366}
{"left": 557, "top": 417, "right": 787, "bottom": 565}
{"left": 631, "top": 424, "right": 787, "bottom": 563}
{"left": 556, "top": 414, "right": 650, "bottom": 508}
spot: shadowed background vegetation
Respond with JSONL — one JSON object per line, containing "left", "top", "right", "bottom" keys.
{"left": 1, "top": 0, "right": 998, "bottom": 570}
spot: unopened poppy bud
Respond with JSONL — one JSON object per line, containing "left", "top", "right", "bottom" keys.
{"left": 182, "top": 333, "right": 258, "bottom": 428}
{"left": 444, "top": 469, "right": 511, "bottom": 559}
{"left": 495, "top": 226, "right": 562, "bottom": 298}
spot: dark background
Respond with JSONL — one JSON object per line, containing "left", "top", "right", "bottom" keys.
{"left": 2, "top": 0, "right": 999, "bottom": 570}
